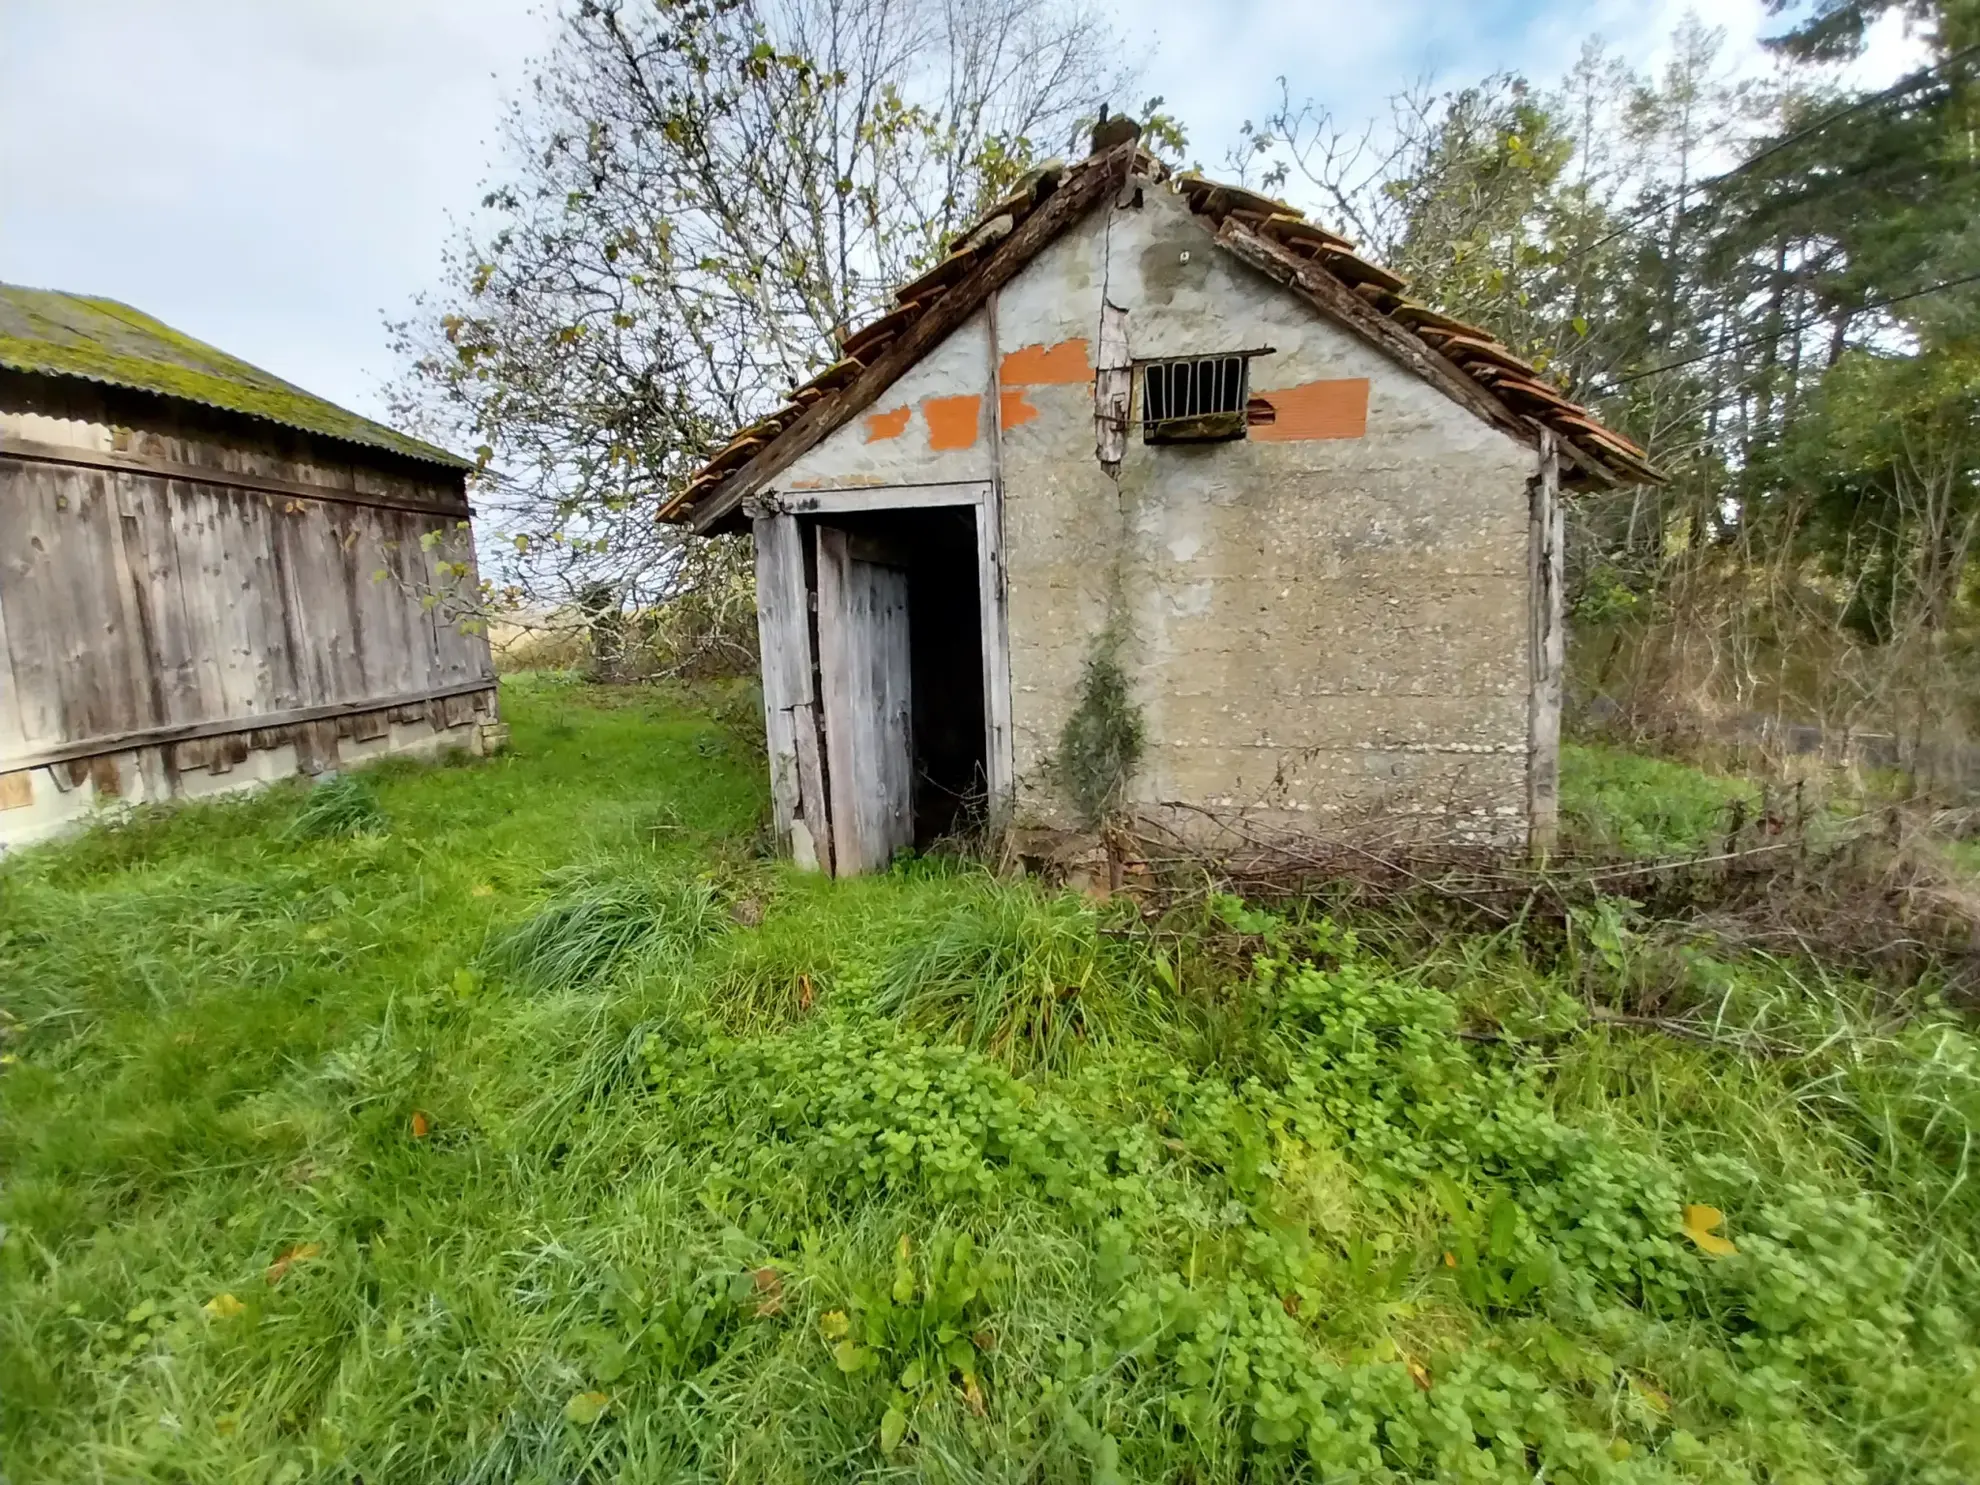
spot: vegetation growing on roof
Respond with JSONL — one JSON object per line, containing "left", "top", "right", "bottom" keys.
{"left": 0, "top": 284, "right": 468, "bottom": 468}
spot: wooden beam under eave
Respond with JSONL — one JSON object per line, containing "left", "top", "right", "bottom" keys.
{"left": 688, "top": 141, "right": 1144, "bottom": 536}
{"left": 1215, "top": 222, "right": 1642, "bottom": 487}
{"left": 1213, "top": 222, "right": 1537, "bottom": 448}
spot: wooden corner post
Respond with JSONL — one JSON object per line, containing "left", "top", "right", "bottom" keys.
{"left": 752, "top": 511, "right": 832, "bottom": 872}
{"left": 1528, "top": 429, "right": 1564, "bottom": 857}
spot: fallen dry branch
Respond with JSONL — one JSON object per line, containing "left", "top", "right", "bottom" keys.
{"left": 1095, "top": 798, "right": 1980, "bottom": 1009}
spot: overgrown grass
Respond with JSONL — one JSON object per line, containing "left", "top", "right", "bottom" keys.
{"left": 873, "top": 877, "right": 1160, "bottom": 1072}
{"left": 3, "top": 680, "right": 1977, "bottom": 1482}
{"left": 484, "top": 866, "right": 730, "bottom": 991}
{"left": 1561, "top": 741, "right": 1760, "bottom": 855}
{"left": 286, "top": 773, "right": 391, "bottom": 841}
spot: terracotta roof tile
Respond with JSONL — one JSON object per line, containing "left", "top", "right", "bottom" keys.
{"left": 666, "top": 148, "right": 1658, "bottom": 523}
{"left": 1312, "top": 248, "right": 1409, "bottom": 295}
{"left": 840, "top": 302, "right": 919, "bottom": 362}
{"left": 1431, "top": 333, "right": 1544, "bottom": 378}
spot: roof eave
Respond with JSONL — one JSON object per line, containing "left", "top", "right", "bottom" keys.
{"left": 665, "top": 152, "right": 1662, "bottom": 524}
{"left": 676, "top": 140, "right": 1146, "bottom": 536}
{"left": 0, "top": 360, "right": 478, "bottom": 473}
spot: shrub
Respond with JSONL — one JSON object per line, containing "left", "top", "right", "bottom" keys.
{"left": 1052, "top": 637, "right": 1144, "bottom": 827}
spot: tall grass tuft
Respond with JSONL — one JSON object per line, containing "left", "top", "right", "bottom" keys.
{"left": 703, "top": 922, "right": 838, "bottom": 1032}
{"left": 873, "top": 877, "right": 1156, "bottom": 1072}
{"left": 286, "top": 774, "right": 390, "bottom": 841}
{"left": 485, "top": 867, "right": 727, "bottom": 990}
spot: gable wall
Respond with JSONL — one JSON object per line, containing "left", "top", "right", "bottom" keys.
{"left": 777, "top": 314, "right": 995, "bottom": 489}
{"left": 768, "top": 185, "right": 1539, "bottom": 849}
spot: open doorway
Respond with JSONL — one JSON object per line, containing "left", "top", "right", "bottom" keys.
{"left": 806, "top": 504, "right": 987, "bottom": 871}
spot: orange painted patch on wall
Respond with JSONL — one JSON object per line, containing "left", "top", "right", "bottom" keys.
{"left": 1249, "top": 378, "right": 1370, "bottom": 441}
{"left": 1000, "top": 339, "right": 1092, "bottom": 386}
{"left": 999, "top": 387, "right": 1039, "bottom": 430}
{"left": 862, "top": 405, "right": 911, "bottom": 442}
{"left": 922, "top": 394, "right": 983, "bottom": 451}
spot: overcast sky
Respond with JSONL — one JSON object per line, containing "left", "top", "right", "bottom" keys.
{"left": 0, "top": 1, "right": 1925, "bottom": 438}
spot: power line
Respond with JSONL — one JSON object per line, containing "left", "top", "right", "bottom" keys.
{"left": 1558, "top": 43, "right": 1980, "bottom": 268}
{"left": 1597, "top": 268, "right": 1980, "bottom": 388}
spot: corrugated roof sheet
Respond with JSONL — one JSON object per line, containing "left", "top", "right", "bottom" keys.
{"left": 664, "top": 147, "right": 1659, "bottom": 525}
{"left": 0, "top": 283, "right": 472, "bottom": 470}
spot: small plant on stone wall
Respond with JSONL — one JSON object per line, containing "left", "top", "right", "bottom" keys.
{"left": 1053, "top": 633, "right": 1145, "bottom": 827}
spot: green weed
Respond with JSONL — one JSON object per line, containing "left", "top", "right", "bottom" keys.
{"left": 3, "top": 682, "right": 1977, "bottom": 1483}
{"left": 1561, "top": 741, "right": 1758, "bottom": 856}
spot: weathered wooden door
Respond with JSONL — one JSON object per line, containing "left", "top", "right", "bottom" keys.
{"left": 814, "top": 524, "right": 914, "bottom": 875}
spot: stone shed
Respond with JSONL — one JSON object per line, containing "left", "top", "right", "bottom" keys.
{"left": 0, "top": 285, "right": 498, "bottom": 851}
{"left": 663, "top": 133, "right": 1659, "bottom": 876}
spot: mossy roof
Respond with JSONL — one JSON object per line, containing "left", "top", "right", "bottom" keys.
{"left": 0, "top": 283, "right": 472, "bottom": 470}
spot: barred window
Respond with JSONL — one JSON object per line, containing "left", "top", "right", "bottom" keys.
{"left": 1141, "top": 355, "right": 1251, "bottom": 443}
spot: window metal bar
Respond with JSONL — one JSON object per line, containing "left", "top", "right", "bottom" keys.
{"left": 1141, "top": 354, "right": 1251, "bottom": 439}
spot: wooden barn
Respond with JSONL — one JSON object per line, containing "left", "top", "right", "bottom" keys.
{"left": 665, "top": 128, "right": 1659, "bottom": 877}
{"left": 0, "top": 284, "right": 498, "bottom": 851}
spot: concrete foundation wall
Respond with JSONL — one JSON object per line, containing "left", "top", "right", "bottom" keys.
{"left": 767, "top": 183, "right": 1540, "bottom": 849}
{"left": 0, "top": 689, "right": 503, "bottom": 853}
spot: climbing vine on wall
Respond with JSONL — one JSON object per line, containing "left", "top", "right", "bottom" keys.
{"left": 1053, "top": 634, "right": 1146, "bottom": 827}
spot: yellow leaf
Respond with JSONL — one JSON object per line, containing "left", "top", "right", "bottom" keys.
{"left": 751, "top": 1266, "right": 784, "bottom": 1316}
{"left": 411, "top": 1110, "right": 432, "bottom": 1139}
{"left": 819, "top": 1309, "right": 850, "bottom": 1339}
{"left": 1406, "top": 1356, "right": 1432, "bottom": 1391}
{"left": 1681, "top": 1204, "right": 1738, "bottom": 1257}
{"left": 1628, "top": 1375, "right": 1672, "bottom": 1415}
{"left": 203, "top": 1292, "right": 246, "bottom": 1319}
{"left": 565, "top": 1390, "right": 609, "bottom": 1425}
{"left": 266, "top": 1241, "right": 324, "bottom": 1286}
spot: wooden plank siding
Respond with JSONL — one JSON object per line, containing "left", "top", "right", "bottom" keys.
{"left": 815, "top": 525, "right": 916, "bottom": 876}
{"left": 0, "top": 450, "right": 493, "bottom": 773}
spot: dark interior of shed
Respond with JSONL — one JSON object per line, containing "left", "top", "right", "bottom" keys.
{"left": 807, "top": 506, "right": 986, "bottom": 850}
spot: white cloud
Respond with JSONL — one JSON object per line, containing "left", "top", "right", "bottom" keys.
{"left": 1127, "top": 0, "right": 1931, "bottom": 172}
{"left": 0, "top": 0, "right": 550, "bottom": 422}
{"left": 0, "top": 0, "right": 1932, "bottom": 438}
